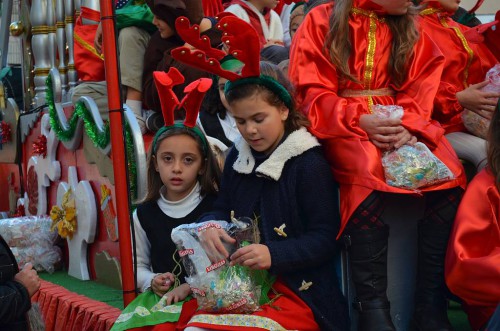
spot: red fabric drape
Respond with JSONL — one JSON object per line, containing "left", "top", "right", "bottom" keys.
{"left": 32, "top": 280, "right": 122, "bottom": 331}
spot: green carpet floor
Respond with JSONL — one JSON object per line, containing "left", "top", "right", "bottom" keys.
{"left": 39, "top": 270, "right": 124, "bottom": 309}
{"left": 39, "top": 271, "right": 472, "bottom": 330}
{"left": 449, "top": 301, "right": 472, "bottom": 331}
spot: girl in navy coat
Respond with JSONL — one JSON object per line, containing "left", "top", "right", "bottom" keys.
{"left": 178, "top": 60, "right": 349, "bottom": 331}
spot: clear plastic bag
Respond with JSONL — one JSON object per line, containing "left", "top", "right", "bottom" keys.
{"left": 381, "top": 142, "right": 455, "bottom": 189}
{"left": 462, "top": 63, "right": 500, "bottom": 139}
{"left": 373, "top": 105, "right": 455, "bottom": 190}
{"left": 171, "top": 217, "right": 261, "bottom": 313}
{"left": 0, "top": 215, "right": 62, "bottom": 273}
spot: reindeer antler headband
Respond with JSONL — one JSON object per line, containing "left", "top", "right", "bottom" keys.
{"left": 152, "top": 67, "right": 212, "bottom": 154}
{"left": 170, "top": 15, "right": 293, "bottom": 110}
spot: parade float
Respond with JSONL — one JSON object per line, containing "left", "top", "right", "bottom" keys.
{"left": 0, "top": 0, "right": 147, "bottom": 329}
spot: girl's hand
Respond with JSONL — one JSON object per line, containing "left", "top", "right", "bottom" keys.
{"left": 199, "top": 228, "right": 236, "bottom": 263}
{"left": 163, "top": 283, "right": 191, "bottom": 305}
{"left": 151, "top": 272, "right": 175, "bottom": 296}
{"left": 230, "top": 244, "right": 271, "bottom": 270}
{"left": 94, "top": 22, "right": 103, "bottom": 54}
{"left": 391, "top": 127, "right": 417, "bottom": 149}
{"left": 359, "top": 114, "right": 403, "bottom": 150}
{"left": 457, "top": 81, "right": 500, "bottom": 119}
{"left": 264, "top": 39, "right": 284, "bottom": 48}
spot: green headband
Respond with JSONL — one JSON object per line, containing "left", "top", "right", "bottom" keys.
{"left": 224, "top": 75, "right": 293, "bottom": 110}
{"left": 152, "top": 123, "right": 209, "bottom": 155}
{"left": 214, "top": 57, "right": 244, "bottom": 85}
{"left": 290, "top": 1, "right": 306, "bottom": 15}
{"left": 221, "top": 58, "right": 244, "bottom": 72}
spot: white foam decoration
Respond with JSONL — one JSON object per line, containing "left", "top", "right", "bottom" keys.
{"left": 24, "top": 114, "right": 61, "bottom": 216}
{"left": 56, "top": 166, "right": 97, "bottom": 280}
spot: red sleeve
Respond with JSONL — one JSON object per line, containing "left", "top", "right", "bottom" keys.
{"left": 395, "top": 30, "right": 446, "bottom": 149}
{"left": 445, "top": 170, "right": 500, "bottom": 307}
{"left": 289, "top": 6, "right": 368, "bottom": 141}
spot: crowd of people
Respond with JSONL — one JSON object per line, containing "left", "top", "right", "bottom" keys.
{"left": 19, "top": 0, "right": 496, "bottom": 331}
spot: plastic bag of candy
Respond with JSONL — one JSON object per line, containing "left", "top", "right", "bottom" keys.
{"left": 0, "top": 215, "right": 62, "bottom": 272}
{"left": 381, "top": 142, "right": 455, "bottom": 189}
{"left": 462, "top": 63, "right": 500, "bottom": 139}
{"left": 171, "top": 216, "right": 261, "bottom": 313}
{"left": 373, "top": 104, "right": 455, "bottom": 190}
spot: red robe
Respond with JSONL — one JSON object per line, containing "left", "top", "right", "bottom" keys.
{"left": 289, "top": 1, "right": 466, "bottom": 234}
{"left": 445, "top": 169, "right": 500, "bottom": 330}
{"left": 202, "top": 0, "right": 224, "bottom": 17}
{"left": 419, "top": 1, "right": 498, "bottom": 134}
{"left": 226, "top": 0, "right": 273, "bottom": 48}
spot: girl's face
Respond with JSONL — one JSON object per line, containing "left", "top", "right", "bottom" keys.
{"left": 218, "top": 77, "right": 230, "bottom": 110}
{"left": 230, "top": 92, "right": 289, "bottom": 155}
{"left": 438, "top": 0, "right": 460, "bottom": 12}
{"left": 289, "top": 13, "right": 304, "bottom": 40}
{"left": 154, "top": 134, "right": 204, "bottom": 201}
{"left": 152, "top": 15, "right": 174, "bottom": 39}
{"left": 370, "top": 0, "right": 413, "bottom": 15}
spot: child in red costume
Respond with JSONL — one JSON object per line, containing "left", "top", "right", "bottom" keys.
{"left": 445, "top": 102, "right": 500, "bottom": 331}
{"left": 418, "top": 0, "right": 500, "bottom": 171}
{"left": 289, "top": 1, "right": 466, "bottom": 330}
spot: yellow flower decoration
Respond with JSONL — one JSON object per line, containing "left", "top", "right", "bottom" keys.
{"left": 49, "top": 188, "right": 78, "bottom": 239}
{"left": 100, "top": 184, "right": 111, "bottom": 205}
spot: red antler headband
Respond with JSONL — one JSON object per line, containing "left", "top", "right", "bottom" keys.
{"left": 171, "top": 15, "right": 293, "bottom": 109}
{"left": 151, "top": 67, "right": 212, "bottom": 154}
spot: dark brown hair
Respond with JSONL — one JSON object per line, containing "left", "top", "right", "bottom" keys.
{"left": 225, "top": 61, "right": 310, "bottom": 134}
{"left": 487, "top": 102, "right": 500, "bottom": 191}
{"left": 142, "top": 126, "right": 221, "bottom": 203}
{"left": 325, "top": 0, "right": 420, "bottom": 87}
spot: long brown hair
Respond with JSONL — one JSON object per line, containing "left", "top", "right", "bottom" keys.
{"left": 325, "top": 0, "right": 420, "bottom": 87}
{"left": 142, "top": 126, "right": 221, "bottom": 204}
{"left": 487, "top": 101, "right": 500, "bottom": 191}
{"left": 225, "top": 61, "right": 310, "bottom": 134}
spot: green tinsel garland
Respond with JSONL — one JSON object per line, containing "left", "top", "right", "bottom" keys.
{"left": 45, "top": 75, "right": 137, "bottom": 200}
{"left": 124, "top": 122, "right": 137, "bottom": 203}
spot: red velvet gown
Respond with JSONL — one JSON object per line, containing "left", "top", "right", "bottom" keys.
{"left": 445, "top": 169, "right": 500, "bottom": 330}
{"left": 419, "top": 1, "right": 498, "bottom": 134}
{"left": 289, "top": 0, "right": 466, "bottom": 234}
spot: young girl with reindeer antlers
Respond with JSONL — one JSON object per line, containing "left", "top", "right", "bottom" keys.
{"left": 169, "top": 15, "right": 349, "bottom": 331}
{"left": 111, "top": 68, "right": 221, "bottom": 331}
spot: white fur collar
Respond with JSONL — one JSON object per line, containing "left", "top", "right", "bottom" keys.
{"left": 232, "top": 127, "right": 320, "bottom": 181}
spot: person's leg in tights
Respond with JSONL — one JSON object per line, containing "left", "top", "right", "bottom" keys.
{"left": 344, "top": 191, "right": 395, "bottom": 331}
{"left": 414, "top": 187, "right": 464, "bottom": 331}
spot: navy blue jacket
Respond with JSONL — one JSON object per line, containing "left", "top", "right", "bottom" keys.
{"left": 199, "top": 128, "right": 349, "bottom": 331}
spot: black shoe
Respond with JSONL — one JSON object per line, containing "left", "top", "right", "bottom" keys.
{"left": 346, "top": 226, "right": 396, "bottom": 331}
{"left": 414, "top": 303, "right": 453, "bottom": 331}
{"left": 356, "top": 299, "right": 396, "bottom": 331}
{"left": 414, "top": 221, "right": 455, "bottom": 331}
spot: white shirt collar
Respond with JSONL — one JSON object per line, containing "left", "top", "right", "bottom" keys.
{"left": 157, "top": 182, "right": 202, "bottom": 218}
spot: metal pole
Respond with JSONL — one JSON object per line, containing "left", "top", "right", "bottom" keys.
{"left": 0, "top": 0, "right": 13, "bottom": 68}
{"left": 98, "top": 0, "right": 136, "bottom": 306}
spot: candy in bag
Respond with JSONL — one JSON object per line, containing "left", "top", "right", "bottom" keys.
{"left": 373, "top": 105, "right": 455, "bottom": 189}
{"left": 462, "top": 63, "right": 500, "bottom": 139}
{"left": 171, "top": 217, "right": 261, "bottom": 313}
{"left": 0, "top": 215, "right": 61, "bottom": 273}
{"left": 381, "top": 142, "right": 455, "bottom": 189}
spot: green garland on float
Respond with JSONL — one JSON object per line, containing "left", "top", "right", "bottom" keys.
{"left": 45, "top": 75, "right": 137, "bottom": 200}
